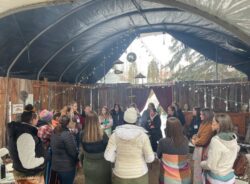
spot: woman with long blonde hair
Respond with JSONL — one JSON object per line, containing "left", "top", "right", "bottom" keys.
{"left": 99, "top": 106, "right": 113, "bottom": 137}
{"left": 81, "top": 111, "right": 111, "bottom": 184}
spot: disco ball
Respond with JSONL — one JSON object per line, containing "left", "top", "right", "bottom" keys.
{"left": 127, "top": 52, "right": 137, "bottom": 62}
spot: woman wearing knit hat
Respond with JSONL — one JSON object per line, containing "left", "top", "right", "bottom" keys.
{"left": 104, "top": 107, "right": 154, "bottom": 184}
{"left": 37, "top": 109, "right": 53, "bottom": 149}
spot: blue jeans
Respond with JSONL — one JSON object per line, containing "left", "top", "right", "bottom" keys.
{"left": 57, "top": 169, "right": 76, "bottom": 184}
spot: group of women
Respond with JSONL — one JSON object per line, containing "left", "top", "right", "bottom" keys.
{"left": 82, "top": 104, "right": 240, "bottom": 184}
{"left": 164, "top": 106, "right": 239, "bottom": 184}
{"left": 8, "top": 102, "right": 81, "bottom": 184}
{"left": 7, "top": 101, "right": 240, "bottom": 184}
{"left": 192, "top": 109, "right": 239, "bottom": 184}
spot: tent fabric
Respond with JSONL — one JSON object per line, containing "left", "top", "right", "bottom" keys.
{"left": 0, "top": 0, "right": 250, "bottom": 84}
{"left": 151, "top": 0, "right": 250, "bottom": 44}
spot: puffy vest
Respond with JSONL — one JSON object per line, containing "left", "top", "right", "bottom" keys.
{"left": 8, "top": 121, "right": 46, "bottom": 176}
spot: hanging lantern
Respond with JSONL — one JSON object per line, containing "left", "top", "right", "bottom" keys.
{"left": 135, "top": 73, "right": 146, "bottom": 85}
{"left": 114, "top": 69, "right": 123, "bottom": 74}
{"left": 114, "top": 60, "right": 124, "bottom": 65}
{"left": 113, "top": 59, "right": 124, "bottom": 74}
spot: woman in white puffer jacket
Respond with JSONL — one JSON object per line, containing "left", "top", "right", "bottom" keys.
{"left": 104, "top": 107, "right": 154, "bottom": 184}
{"left": 201, "top": 113, "right": 240, "bottom": 184}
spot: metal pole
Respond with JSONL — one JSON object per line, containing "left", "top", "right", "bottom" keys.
{"left": 90, "top": 88, "right": 93, "bottom": 108}
{"left": 215, "top": 47, "right": 219, "bottom": 80}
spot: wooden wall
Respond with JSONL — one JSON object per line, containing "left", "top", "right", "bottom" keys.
{"left": 0, "top": 77, "right": 91, "bottom": 147}
{"left": 93, "top": 84, "right": 130, "bottom": 113}
{"left": 174, "top": 81, "right": 250, "bottom": 112}
{"left": 1, "top": 77, "right": 250, "bottom": 147}
{"left": 0, "top": 79, "right": 135, "bottom": 146}
{"left": 0, "top": 77, "right": 8, "bottom": 148}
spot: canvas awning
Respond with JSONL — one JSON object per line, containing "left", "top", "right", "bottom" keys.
{"left": 0, "top": 0, "right": 249, "bottom": 84}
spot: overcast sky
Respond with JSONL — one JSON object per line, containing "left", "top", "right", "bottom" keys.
{"left": 119, "top": 33, "right": 174, "bottom": 75}
{"left": 99, "top": 32, "right": 190, "bottom": 83}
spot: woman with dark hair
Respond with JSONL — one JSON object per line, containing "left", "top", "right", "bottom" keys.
{"left": 69, "top": 101, "right": 83, "bottom": 148}
{"left": 157, "top": 117, "right": 191, "bottom": 184}
{"left": 201, "top": 113, "right": 239, "bottom": 183}
{"left": 50, "top": 115, "right": 78, "bottom": 184}
{"left": 172, "top": 102, "right": 186, "bottom": 126}
{"left": 192, "top": 108, "right": 214, "bottom": 184}
{"left": 80, "top": 111, "right": 111, "bottom": 184}
{"left": 188, "top": 107, "right": 201, "bottom": 139}
{"left": 141, "top": 103, "right": 155, "bottom": 128}
{"left": 167, "top": 105, "right": 177, "bottom": 118}
{"left": 110, "top": 104, "right": 124, "bottom": 131}
{"left": 8, "top": 105, "right": 46, "bottom": 183}
{"left": 146, "top": 108, "right": 162, "bottom": 152}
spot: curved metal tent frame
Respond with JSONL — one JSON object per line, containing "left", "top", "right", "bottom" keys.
{"left": 0, "top": 0, "right": 249, "bottom": 84}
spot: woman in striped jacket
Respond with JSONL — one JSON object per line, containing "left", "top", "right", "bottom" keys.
{"left": 157, "top": 117, "right": 191, "bottom": 184}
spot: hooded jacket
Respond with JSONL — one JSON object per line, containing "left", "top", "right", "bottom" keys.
{"left": 200, "top": 133, "right": 240, "bottom": 176}
{"left": 104, "top": 124, "right": 154, "bottom": 179}
{"left": 8, "top": 121, "right": 46, "bottom": 176}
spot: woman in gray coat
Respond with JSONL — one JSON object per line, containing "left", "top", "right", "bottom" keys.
{"left": 50, "top": 115, "right": 78, "bottom": 184}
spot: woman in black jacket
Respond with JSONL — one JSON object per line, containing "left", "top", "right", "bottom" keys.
{"left": 146, "top": 108, "right": 162, "bottom": 152}
{"left": 8, "top": 105, "right": 46, "bottom": 183}
{"left": 80, "top": 111, "right": 111, "bottom": 184}
{"left": 110, "top": 104, "right": 124, "bottom": 131}
{"left": 50, "top": 115, "right": 78, "bottom": 184}
{"left": 188, "top": 107, "right": 201, "bottom": 139}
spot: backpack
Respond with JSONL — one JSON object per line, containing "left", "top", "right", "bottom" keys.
{"left": 233, "top": 153, "right": 248, "bottom": 177}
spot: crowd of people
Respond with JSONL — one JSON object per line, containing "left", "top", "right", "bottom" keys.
{"left": 6, "top": 101, "right": 241, "bottom": 184}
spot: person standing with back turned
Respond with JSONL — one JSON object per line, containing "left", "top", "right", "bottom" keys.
{"left": 157, "top": 117, "right": 191, "bottom": 184}
{"left": 80, "top": 111, "right": 111, "bottom": 184}
{"left": 8, "top": 105, "right": 46, "bottom": 184}
{"left": 50, "top": 115, "right": 78, "bottom": 184}
{"left": 201, "top": 113, "right": 239, "bottom": 183}
{"left": 104, "top": 107, "right": 154, "bottom": 184}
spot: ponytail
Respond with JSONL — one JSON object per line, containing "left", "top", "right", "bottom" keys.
{"left": 54, "top": 115, "right": 70, "bottom": 134}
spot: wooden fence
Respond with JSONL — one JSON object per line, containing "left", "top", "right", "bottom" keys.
{"left": 1, "top": 77, "right": 250, "bottom": 147}
{"left": 174, "top": 81, "right": 250, "bottom": 112}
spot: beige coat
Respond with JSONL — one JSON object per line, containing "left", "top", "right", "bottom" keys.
{"left": 104, "top": 124, "right": 154, "bottom": 179}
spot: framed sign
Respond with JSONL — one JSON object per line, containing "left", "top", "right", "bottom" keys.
{"left": 12, "top": 104, "right": 24, "bottom": 114}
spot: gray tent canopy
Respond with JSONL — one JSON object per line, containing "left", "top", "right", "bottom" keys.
{"left": 0, "top": 0, "right": 250, "bottom": 84}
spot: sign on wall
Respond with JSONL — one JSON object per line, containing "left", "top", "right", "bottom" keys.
{"left": 12, "top": 104, "right": 24, "bottom": 114}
